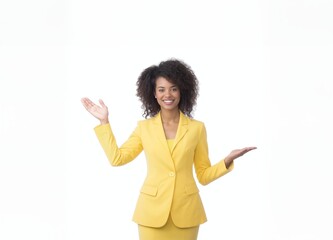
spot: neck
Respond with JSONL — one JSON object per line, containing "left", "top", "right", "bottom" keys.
{"left": 160, "top": 109, "right": 180, "bottom": 123}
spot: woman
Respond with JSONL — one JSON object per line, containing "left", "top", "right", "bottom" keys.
{"left": 81, "top": 59, "right": 256, "bottom": 240}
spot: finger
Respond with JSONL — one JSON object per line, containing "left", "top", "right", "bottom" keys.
{"left": 242, "top": 147, "right": 256, "bottom": 151}
{"left": 81, "top": 97, "right": 88, "bottom": 105}
{"left": 81, "top": 98, "right": 96, "bottom": 110}
{"left": 242, "top": 147, "right": 257, "bottom": 154}
{"left": 85, "top": 98, "right": 94, "bottom": 105}
{"left": 81, "top": 97, "right": 90, "bottom": 104}
{"left": 99, "top": 99, "right": 107, "bottom": 108}
{"left": 81, "top": 98, "right": 90, "bottom": 109}
{"left": 247, "top": 147, "right": 257, "bottom": 151}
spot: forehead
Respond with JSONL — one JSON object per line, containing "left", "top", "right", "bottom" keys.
{"left": 155, "top": 77, "right": 176, "bottom": 87}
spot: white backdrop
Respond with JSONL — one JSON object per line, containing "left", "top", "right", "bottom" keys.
{"left": 1, "top": 0, "right": 332, "bottom": 239}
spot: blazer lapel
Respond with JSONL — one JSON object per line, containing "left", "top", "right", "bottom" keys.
{"left": 171, "top": 111, "right": 188, "bottom": 154}
{"left": 152, "top": 111, "right": 189, "bottom": 156}
{"left": 152, "top": 112, "right": 170, "bottom": 155}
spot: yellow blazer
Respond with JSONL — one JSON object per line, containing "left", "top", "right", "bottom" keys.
{"left": 94, "top": 111, "right": 234, "bottom": 228}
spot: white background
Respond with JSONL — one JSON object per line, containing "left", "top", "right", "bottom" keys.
{"left": 1, "top": 0, "right": 332, "bottom": 239}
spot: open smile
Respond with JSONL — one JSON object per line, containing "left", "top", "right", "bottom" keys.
{"left": 162, "top": 99, "right": 175, "bottom": 105}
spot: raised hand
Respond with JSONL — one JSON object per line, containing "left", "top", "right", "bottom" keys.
{"left": 81, "top": 97, "right": 109, "bottom": 124}
{"left": 224, "top": 147, "right": 257, "bottom": 168}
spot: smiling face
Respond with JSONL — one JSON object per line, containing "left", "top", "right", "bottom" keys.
{"left": 154, "top": 77, "right": 181, "bottom": 112}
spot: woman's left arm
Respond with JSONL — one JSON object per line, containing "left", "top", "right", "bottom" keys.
{"left": 193, "top": 123, "right": 256, "bottom": 185}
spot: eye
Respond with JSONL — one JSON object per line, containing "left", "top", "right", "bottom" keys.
{"left": 172, "top": 88, "right": 178, "bottom": 92}
{"left": 158, "top": 89, "right": 164, "bottom": 93}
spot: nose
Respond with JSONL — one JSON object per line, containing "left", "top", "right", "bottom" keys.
{"left": 165, "top": 89, "right": 172, "bottom": 96}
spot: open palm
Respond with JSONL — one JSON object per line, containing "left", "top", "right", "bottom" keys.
{"left": 227, "top": 147, "right": 257, "bottom": 162}
{"left": 81, "top": 97, "right": 109, "bottom": 122}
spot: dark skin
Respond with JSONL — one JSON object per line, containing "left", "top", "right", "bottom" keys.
{"left": 154, "top": 77, "right": 181, "bottom": 140}
{"left": 81, "top": 78, "right": 256, "bottom": 169}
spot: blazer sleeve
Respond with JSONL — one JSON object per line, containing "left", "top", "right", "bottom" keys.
{"left": 193, "top": 123, "right": 234, "bottom": 185}
{"left": 94, "top": 122, "right": 143, "bottom": 166}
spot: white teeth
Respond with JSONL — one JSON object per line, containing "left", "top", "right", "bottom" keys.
{"left": 163, "top": 100, "right": 173, "bottom": 103}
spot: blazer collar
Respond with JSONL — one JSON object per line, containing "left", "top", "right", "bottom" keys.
{"left": 153, "top": 111, "right": 189, "bottom": 154}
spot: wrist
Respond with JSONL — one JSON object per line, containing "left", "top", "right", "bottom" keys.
{"left": 100, "top": 118, "right": 109, "bottom": 125}
{"left": 224, "top": 157, "right": 234, "bottom": 169}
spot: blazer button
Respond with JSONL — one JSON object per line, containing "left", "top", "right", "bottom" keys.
{"left": 169, "top": 172, "right": 175, "bottom": 177}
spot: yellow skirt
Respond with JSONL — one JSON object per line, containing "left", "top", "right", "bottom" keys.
{"left": 138, "top": 215, "right": 199, "bottom": 240}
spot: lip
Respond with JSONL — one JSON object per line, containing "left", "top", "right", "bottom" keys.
{"left": 163, "top": 99, "right": 174, "bottom": 105}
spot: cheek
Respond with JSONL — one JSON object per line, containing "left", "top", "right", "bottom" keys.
{"left": 155, "top": 93, "right": 164, "bottom": 102}
{"left": 154, "top": 92, "right": 160, "bottom": 99}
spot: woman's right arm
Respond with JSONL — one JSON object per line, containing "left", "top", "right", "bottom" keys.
{"left": 94, "top": 123, "right": 143, "bottom": 166}
{"left": 81, "top": 97, "right": 143, "bottom": 166}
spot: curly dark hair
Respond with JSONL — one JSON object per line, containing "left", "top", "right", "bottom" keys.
{"left": 136, "top": 59, "right": 199, "bottom": 118}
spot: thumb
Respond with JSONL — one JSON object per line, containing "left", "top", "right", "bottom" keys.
{"left": 99, "top": 99, "right": 107, "bottom": 108}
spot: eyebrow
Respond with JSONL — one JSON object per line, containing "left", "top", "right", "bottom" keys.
{"left": 156, "top": 85, "right": 177, "bottom": 88}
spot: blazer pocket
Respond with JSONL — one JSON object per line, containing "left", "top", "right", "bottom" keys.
{"left": 185, "top": 183, "right": 199, "bottom": 195}
{"left": 140, "top": 185, "right": 158, "bottom": 197}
